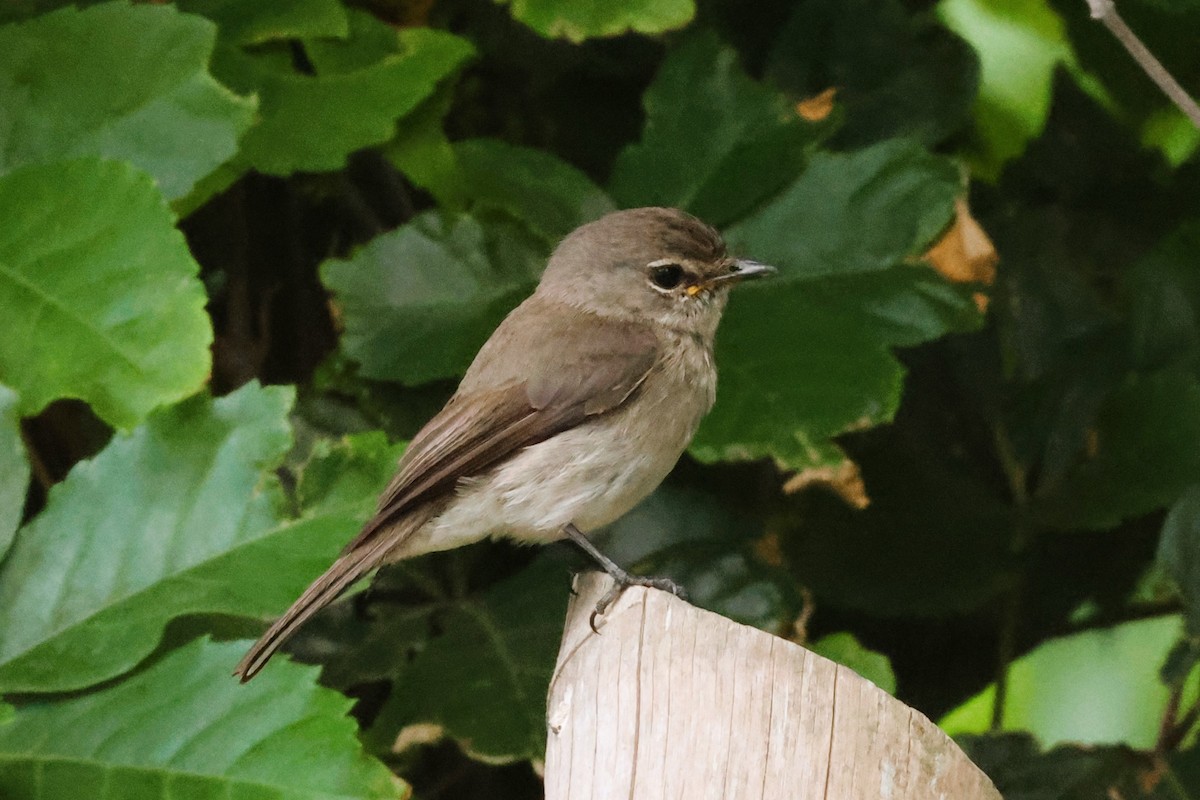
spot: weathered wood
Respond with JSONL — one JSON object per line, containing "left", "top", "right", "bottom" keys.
{"left": 544, "top": 573, "right": 1001, "bottom": 800}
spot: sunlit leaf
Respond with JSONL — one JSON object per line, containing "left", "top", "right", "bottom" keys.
{"left": 0, "top": 159, "right": 212, "bottom": 428}
{"left": 495, "top": 0, "right": 694, "bottom": 43}
{"left": 0, "top": 2, "right": 255, "bottom": 200}
{"left": 0, "top": 638, "right": 406, "bottom": 800}
{"left": 941, "top": 616, "right": 1188, "bottom": 749}
{"left": 0, "top": 384, "right": 293, "bottom": 693}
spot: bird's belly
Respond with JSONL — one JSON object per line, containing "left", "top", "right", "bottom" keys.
{"left": 491, "top": 421, "right": 688, "bottom": 539}
{"left": 411, "top": 337, "right": 716, "bottom": 555}
{"left": 416, "top": 412, "right": 698, "bottom": 554}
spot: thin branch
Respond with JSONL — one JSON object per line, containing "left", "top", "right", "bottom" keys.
{"left": 1085, "top": 0, "right": 1200, "bottom": 129}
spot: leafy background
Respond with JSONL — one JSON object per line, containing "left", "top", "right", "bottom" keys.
{"left": 1, "top": 0, "right": 1199, "bottom": 797}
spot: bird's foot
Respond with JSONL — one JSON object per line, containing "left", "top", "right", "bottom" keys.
{"left": 560, "top": 521, "right": 688, "bottom": 632}
{"left": 588, "top": 571, "right": 687, "bottom": 633}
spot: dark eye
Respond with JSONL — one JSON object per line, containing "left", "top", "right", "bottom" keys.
{"left": 649, "top": 263, "right": 685, "bottom": 290}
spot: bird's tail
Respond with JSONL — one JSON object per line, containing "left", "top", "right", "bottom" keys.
{"left": 234, "top": 512, "right": 427, "bottom": 682}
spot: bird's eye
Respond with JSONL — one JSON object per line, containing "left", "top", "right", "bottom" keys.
{"left": 649, "top": 263, "right": 685, "bottom": 290}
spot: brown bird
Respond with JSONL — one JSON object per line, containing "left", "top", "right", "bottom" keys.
{"left": 235, "top": 207, "right": 773, "bottom": 681}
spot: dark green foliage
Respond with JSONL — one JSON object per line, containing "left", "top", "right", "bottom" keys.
{"left": 1, "top": 0, "right": 1199, "bottom": 797}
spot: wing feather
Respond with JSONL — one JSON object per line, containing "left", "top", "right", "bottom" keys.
{"left": 345, "top": 308, "right": 659, "bottom": 551}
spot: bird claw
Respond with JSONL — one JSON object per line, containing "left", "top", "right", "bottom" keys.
{"left": 588, "top": 574, "right": 688, "bottom": 633}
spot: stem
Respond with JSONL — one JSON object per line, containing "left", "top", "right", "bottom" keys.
{"left": 991, "top": 422, "right": 1033, "bottom": 731}
{"left": 1085, "top": 0, "right": 1200, "bottom": 129}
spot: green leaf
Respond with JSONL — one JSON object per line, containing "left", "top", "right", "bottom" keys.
{"left": 0, "top": 159, "right": 212, "bottom": 429}
{"left": 810, "top": 632, "right": 897, "bottom": 694}
{"left": 295, "top": 431, "right": 406, "bottom": 520}
{"left": 0, "top": 638, "right": 405, "bottom": 800}
{"left": 724, "top": 138, "right": 961, "bottom": 279}
{"left": 1036, "top": 370, "right": 1200, "bottom": 530}
{"left": 384, "top": 83, "right": 468, "bottom": 207}
{"left": 322, "top": 212, "right": 543, "bottom": 384}
{"left": 495, "top": 0, "right": 695, "bottom": 42}
{"left": 370, "top": 558, "right": 569, "bottom": 762}
{"left": 0, "top": 384, "right": 28, "bottom": 559}
{"left": 940, "top": 615, "right": 1188, "bottom": 749}
{"left": 936, "top": 0, "right": 1074, "bottom": 177}
{"left": 1158, "top": 485, "right": 1200, "bottom": 637}
{"left": 0, "top": 2, "right": 255, "bottom": 200}
{"left": 214, "top": 20, "right": 474, "bottom": 175}
{"left": 0, "top": 384, "right": 293, "bottom": 694}
{"left": 609, "top": 31, "right": 819, "bottom": 228}
{"left": 1128, "top": 221, "right": 1200, "bottom": 373}
{"left": 693, "top": 268, "right": 979, "bottom": 471}
{"left": 454, "top": 139, "right": 615, "bottom": 241}
{"left": 764, "top": 0, "right": 979, "bottom": 147}
{"left": 178, "top": 0, "right": 349, "bottom": 45}
{"left": 682, "top": 139, "right": 972, "bottom": 470}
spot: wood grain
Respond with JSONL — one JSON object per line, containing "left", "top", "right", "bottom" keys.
{"left": 544, "top": 573, "right": 1001, "bottom": 800}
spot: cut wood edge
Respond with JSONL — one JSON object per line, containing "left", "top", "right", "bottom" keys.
{"left": 544, "top": 572, "right": 1001, "bottom": 800}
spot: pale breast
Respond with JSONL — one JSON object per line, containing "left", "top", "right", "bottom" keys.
{"left": 420, "top": 332, "right": 717, "bottom": 550}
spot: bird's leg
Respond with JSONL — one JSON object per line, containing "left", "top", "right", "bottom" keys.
{"left": 561, "top": 522, "right": 687, "bottom": 632}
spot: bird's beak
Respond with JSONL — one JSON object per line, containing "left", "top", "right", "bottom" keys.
{"left": 687, "top": 259, "right": 777, "bottom": 295}
{"left": 729, "top": 260, "right": 777, "bottom": 282}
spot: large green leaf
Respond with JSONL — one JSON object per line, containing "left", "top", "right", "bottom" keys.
{"left": 724, "top": 138, "right": 961, "bottom": 278}
{"left": 687, "top": 138, "right": 971, "bottom": 470}
{"left": 454, "top": 139, "right": 615, "bottom": 241}
{"left": 321, "top": 212, "right": 544, "bottom": 385}
{"left": 940, "top": 615, "right": 1189, "bottom": 749}
{"left": 694, "top": 270, "right": 977, "bottom": 471}
{"left": 0, "top": 2, "right": 254, "bottom": 201}
{"left": 0, "top": 159, "right": 212, "bottom": 428}
{"left": 0, "top": 384, "right": 292, "bottom": 693}
{"left": 764, "top": 0, "right": 979, "bottom": 147}
{"left": 609, "top": 31, "right": 819, "bottom": 228}
{"left": 178, "top": 0, "right": 349, "bottom": 45}
{"left": 370, "top": 558, "right": 569, "bottom": 762}
{"left": 1035, "top": 370, "right": 1200, "bottom": 530}
{"left": 1159, "top": 486, "right": 1200, "bottom": 637}
{"left": 213, "top": 17, "right": 474, "bottom": 176}
{"left": 495, "top": 0, "right": 694, "bottom": 42}
{"left": 0, "top": 638, "right": 405, "bottom": 800}
{"left": 0, "top": 384, "right": 27, "bottom": 559}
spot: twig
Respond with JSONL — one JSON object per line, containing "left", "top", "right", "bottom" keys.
{"left": 990, "top": 421, "right": 1032, "bottom": 731}
{"left": 1084, "top": 0, "right": 1200, "bottom": 129}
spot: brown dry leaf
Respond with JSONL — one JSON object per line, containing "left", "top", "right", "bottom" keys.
{"left": 924, "top": 195, "right": 998, "bottom": 311}
{"left": 752, "top": 530, "right": 785, "bottom": 567}
{"left": 783, "top": 459, "right": 870, "bottom": 509}
{"left": 788, "top": 587, "right": 816, "bottom": 646}
{"left": 796, "top": 87, "right": 838, "bottom": 122}
{"left": 327, "top": 297, "right": 344, "bottom": 333}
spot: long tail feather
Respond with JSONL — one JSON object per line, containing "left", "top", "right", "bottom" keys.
{"left": 234, "top": 512, "right": 426, "bottom": 681}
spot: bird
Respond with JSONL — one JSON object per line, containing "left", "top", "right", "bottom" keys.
{"left": 235, "top": 206, "right": 774, "bottom": 681}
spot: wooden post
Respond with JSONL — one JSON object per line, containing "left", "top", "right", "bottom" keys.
{"left": 544, "top": 573, "right": 1001, "bottom": 800}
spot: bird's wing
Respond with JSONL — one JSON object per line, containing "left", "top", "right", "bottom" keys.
{"left": 345, "top": 313, "right": 660, "bottom": 551}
